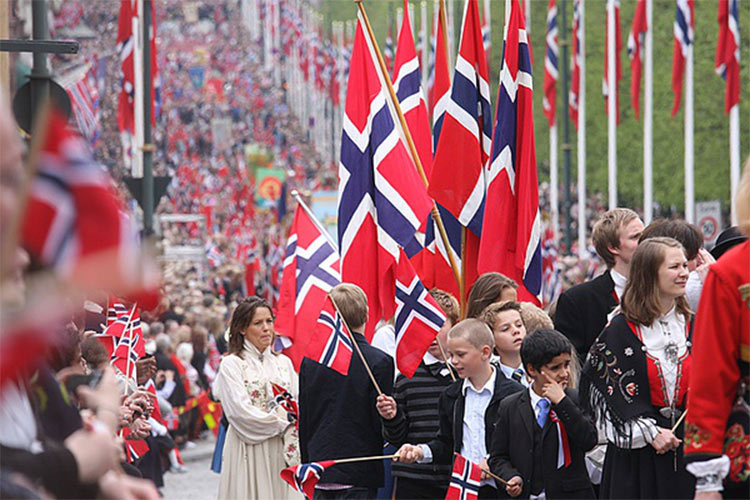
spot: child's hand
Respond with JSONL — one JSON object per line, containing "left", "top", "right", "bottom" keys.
{"left": 539, "top": 370, "right": 566, "bottom": 404}
{"left": 376, "top": 394, "right": 397, "bottom": 420}
{"left": 505, "top": 476, "right": 523, "bottom": 497}
{"left": 394, "top": 444, "right": 424, "bottom": 463}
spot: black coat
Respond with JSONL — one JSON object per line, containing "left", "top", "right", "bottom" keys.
{"left": 299, "top": 332, "right": 394, "bottom": 489}
{"left": 553, "top": 271, "right": 618, "bottom": 363}
{"left": 426, "top": 369, "right": 523, "bottom": 466}
{"left": 488, "top": 389, "right": 597, "bottom": 499}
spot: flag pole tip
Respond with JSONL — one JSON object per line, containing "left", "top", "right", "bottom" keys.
{"left": 291, "top": 189, "right": 299, "bottom": 197}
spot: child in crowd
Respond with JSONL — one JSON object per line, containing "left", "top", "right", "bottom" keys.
{"left": 483, "top": 301, "right": 530, "bottom": 388}
{"left": 376, "top": 289, "right": 459, "bottom": 499}
{"left": 518, "top": 302, "right": 554, "bottom": 335}
{"left": 466, "top": 272, "right": 519, "bottom": 319}
{"left": 489, "top": 329, "right": 597, "bottom": 499}
{"left": 395, "top": 319, "right": 523, "bottom": 499}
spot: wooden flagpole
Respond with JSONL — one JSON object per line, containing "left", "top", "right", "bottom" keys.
{"left": 328, "top": 292, "right": 383, "bottom": 396}
{"left": 671, "top": 409, "right": 687, "bottom": 434}
{"left": 334, "top": 453, "right": 399, "bottom": 464}
{"left": 435, "top": 337, "right": 456, "bottom": 381}
{"left": 355, "top": 0, "right": 463, "bottom": 295}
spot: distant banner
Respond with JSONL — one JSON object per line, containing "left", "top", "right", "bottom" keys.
{"left": 255, "top": 168, "right": 285, "bottom": 209}
{"left": 310, "top": 190, "right": 338, "bottom": 243}
{"left": 189, "top": 66, "right": 205, "bottom": 89}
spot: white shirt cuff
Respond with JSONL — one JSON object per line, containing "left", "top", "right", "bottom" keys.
{"left": 416, "top": 444, "right": 433, "bottom": 464}
{"left": 686, "top": 456, "right": 730, "bottom": 492}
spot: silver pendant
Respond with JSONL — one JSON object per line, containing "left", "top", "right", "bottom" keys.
{"left": 664, "top": 342, "right": 679, "bottom": 366}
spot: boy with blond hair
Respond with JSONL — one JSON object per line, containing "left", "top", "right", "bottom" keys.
{"left": 483, "top": 301, "right": 530, "bottom": 388}
{"left": 395, "top": 319, "right": 523, "bottom": 499}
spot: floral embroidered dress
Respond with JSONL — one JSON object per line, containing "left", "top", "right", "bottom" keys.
{"left": 213, "top": 340, "right": 301, "bottom": 500}
{"left": 581, "top": 311, "right": 695, "bottom": 499}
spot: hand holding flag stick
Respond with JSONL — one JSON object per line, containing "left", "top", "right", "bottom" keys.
{"left": 354, "top": 0, "right": 462, "bottom": 294}
{"left": 671, "top": 409, "right": 687, "bottom": 434}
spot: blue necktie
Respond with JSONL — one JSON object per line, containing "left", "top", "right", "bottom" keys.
{"left": 536, "top": 399, "right": 550, "bottom": 428}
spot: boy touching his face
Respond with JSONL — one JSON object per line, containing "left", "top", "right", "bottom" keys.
{"left": 489, "top": 329, "right": 597, "bottom": 499}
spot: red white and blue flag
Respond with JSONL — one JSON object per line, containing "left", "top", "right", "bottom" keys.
{"left": 309, "top": 295, "right": 354, "bottom": 375}
{"left": 337, "top": 11, "right": 433, "bottom": 336}
{"left": 603, "top": 0, "right": 622, "bottom": 124}
{"left": 569, "top": 0, "right": 582, "bottom": 129}
{"left": 280, "top": 460, "right": 336, "bottom": 500}
{"left": 111, "top": 305, "right": 144, "bottom": 380}
{"left": 543, "top": 0, "right": 559, "bottom": 127}
{"left": 276, "top": 204, "right": 340, "bottom": 369}
{"left": 429, "top": 0, "right": 452, "bottom": 145}
{"left": 271, "top": 382, "right": 299, "bottom": 427}
{"left": 392, "top": 249, "right": 445, "bottom": 378}
{"left": 715, "top": 0, "right": 740, "bottom": 113}
{"left": 64, "top": 61, "right": 100, "bottom": 144}
{"left": 478, "top": 0, "right": 542, "bottom": 303}
{"left": 671, "top": 0, "right": 695, "bottom": 117}
{"left": 446, "top": 453, "right": 482, "bottom": 500}
{"left": 627, "top": 0, "right": 648, "bottom": 120}
{"left": 106, "top": 295, "right": 129, "bottom": 327}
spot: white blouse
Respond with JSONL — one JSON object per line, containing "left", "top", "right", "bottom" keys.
{"left": 212, "top": 339, "right": 297, "bottom": 445}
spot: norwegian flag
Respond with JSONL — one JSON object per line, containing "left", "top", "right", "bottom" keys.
{"left": 206, "top": 243, "right": 224, "bottom": 268}
{"left": 478, "top": 0, "right": 542, "bottom": 303}
{"left": 111, "top": 305, "right": 144, "bottom": 380}
{"left": 20, "top": 111, "right": 137, "bottom": 287}
{"left": 337, "top": 11, "right": 433, "bottom": 336}
{"left": 429, "top": 0, "right": 491, "bottom": 240}
{"left": 280, "top": 461, "right": 336, "bottom": 500}
{"left": 543, "top": 0, "right": 559, "bottom": 127}
{"left": 116, "top": 0, "right": 159, "bottom": 134}
{"left": 64, "top": 62, "right": 100, "bottom": 144}
{"left": 602, "top": 0, "right": 622, "bottom": 124}
{"left": 419, "top": 205, "right": 462, "bottom": 299}
{"left": 106, "top": 295, "right": 129, "bottom": 327}
{"left": 307, "top": 295, "right": 354, "bottom": 376}
{"left": 393, "top": 0, "right": 432, "bottom": 177}
{"left": 715, "top": 0, "right": 740, "bottom": 113}
{"left": 392, "top": 250, "right": 445, "bottom": 378}
{"left": 91, "top": 333, "right": 116, "bottom": 359}
{"left": 121, "top": 427, "right": 150, "bottom": 463}
{"left": 429, "top": 0, "right": 452, "bottom": 146}
{"left": 446, "top": 454, "right": 482, "bottom": 500}
{"left": 569, "top": 0, "right": 582, "bottom": 129}
{"left": 271, "top": 382, "right": 299, "bottom": 426}
{"left": 275, "top": 204, "right": 341, "bottom": 369}
{"left": 671, "top": 0, "right": 695, "bottom": 117}
{"left": 627, "top": 0, "right": 647, "bottom": 120}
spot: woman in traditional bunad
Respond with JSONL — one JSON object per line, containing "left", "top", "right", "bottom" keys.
{"left": 213, "top": 296, "right": 301, "bottom": 499}
{"left": 581, "top": 237, "right": 695, "bottom": 499}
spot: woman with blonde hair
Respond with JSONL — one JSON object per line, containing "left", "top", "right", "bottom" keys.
{"left": 581, "top": 237, "right": 694, "bottom": 499}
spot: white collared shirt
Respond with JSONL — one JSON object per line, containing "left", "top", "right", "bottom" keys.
{"left": 498, "top": 360, "right": 530, "bottom": 388}
{"left": 638, "top": 306, "right": 688, "bottom": 405}
{"left": 610, "top": 269, "right": 627, "bottom": 301}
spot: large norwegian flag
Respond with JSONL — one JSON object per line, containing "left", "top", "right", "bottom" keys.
{"left": 627, "top": 0, "right": 647, "bottom": 120}
{"left": 478, "top": 0, "right": 542, "bottom": 303}
{"left": 275, "top": 204, "right": 341, "bottom": 370}
{"left": 671, "top": 0, "right": 695, "bottom": 117}
{"left": 543, "top": 0, "right": 559, "bottom": 127}
{"left": 392, "top": 249, "right": 445, "bottom": 378}
{"left": 338, "top": 11, "right": 433, "bottom": 336}
{"left": 393, "top": 0, "right": 432, "bottom": 177}
{"left": 307, "top": 295, "right": 354, "bottom": 376}
{"left": 603, "top": 0, "right": 622, "bottom": 124}
{"left": 20, "top": 111, "right": 139, "bottom": 289}
{"left": 715, "top": 0, "right": 740, "bottom": 113}
{"left": 569, "top": 0, "right": 582, "bottom": 129}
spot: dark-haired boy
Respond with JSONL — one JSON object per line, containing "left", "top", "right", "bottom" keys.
{"left": 489, "top": 329, "right": 597, "bottom": 499}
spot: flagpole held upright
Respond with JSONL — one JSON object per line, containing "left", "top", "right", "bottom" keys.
{"left": 607, "top": 0, "right": 617, "bottom": 209}
{"left": 355, "top": 0, "right": 462, "bottom": 293}
{"left": 643, "top": 0, "right": 653, "bottom": 225}
{"left": 685, "top": 39, "right": 694, "bottom": 222}
{"left": 576, "top": 0, "right": 586, "bottom": 255}
{"left": 290, "top": 189, "right": 339, "bottom": 252}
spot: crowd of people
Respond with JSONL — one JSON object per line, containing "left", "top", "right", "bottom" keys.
{"left": 1, "top": 1, "right": 749, "bottom": 500}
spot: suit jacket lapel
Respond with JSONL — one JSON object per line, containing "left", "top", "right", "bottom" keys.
{"left": 518, "top": 390, "right": 535, "bottom": 439}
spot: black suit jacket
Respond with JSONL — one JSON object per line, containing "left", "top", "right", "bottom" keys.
{"left": 426, "top": 368, "right": 523, "bottom": 466}
{"left": 489, "top": 389, "right": 597, "bottom": 499}
{"left": 553, "top": 271, "right": 618, "bottom": 362}
{"left": 299, "top": 332, "right": 394, "bottom": 489}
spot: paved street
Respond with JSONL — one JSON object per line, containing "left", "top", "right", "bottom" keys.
{"left": 162, "top": 437, "right": 220, "bottom": 500}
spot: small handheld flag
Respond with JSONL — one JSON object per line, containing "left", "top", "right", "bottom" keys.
{"left": 446, "top": 453, "right": 482, "bottom": 500}
{"left": 280, "top": 461, "right": 336, "bottom": 500}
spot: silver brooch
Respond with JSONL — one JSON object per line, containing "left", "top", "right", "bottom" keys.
{"left": 624, "top": 347, "right": 634, "bottom": 357}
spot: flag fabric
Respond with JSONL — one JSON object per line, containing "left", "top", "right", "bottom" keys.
{"left": 671, "top": 0, "right": 695, "bottom": 117}
{"left": 549, "top": 410, "right": 573, "bottom": 468}
{"left": 275, "top": 205, "right": 341, "bottom": 370}
{"left": 429, "top": 0, "right": 452, "bottom": 144}
{"left": 121, "top": 427, "right": 150, "bottom": 463}
{"left": 20, "top": 111, "right": 137, "bottom": 288}
{"left": 541, "top": 226, "right": 562, "bottom": 306}
{"left": 715, "top": 0, "right": 740, "bottom": 113}
{"left": 603, "top": 0, "right": 622, "bottom": 124}
{"left": 393, "top": 0, "right": 433, "bottom": 177}
{"left": 446, "top": 453, "right": 482, "bottom": 500}
{"left": 543, "top": 0, "right": 559, "bottom": 127}
{"left": 478, "top": 0, "right": 542, "bottom": 303}
{"left": 270, "top": 382, "right": 299, "bottom": 426}
{"left": 569, "top": 0, "right": 582, "bottom": 129}
{"left": 627, "top": 0, "right": 648, "bottom": 120}
{"left": 338, "top": 11, "right": 433, "bottom": 336}
{"left": 429, "top": 0, "right": 491, "bottom": 239}
{"left": 111, "top": 305, "right": 144, "bottom": 380}
{"left": 106, "top": 295, "right": 129, "bottom": 327}
{"left": 280, "top": 461, "right": 336, "bottom": 500}
{"left": 64, "top": 62, "right": 100, "bottom": 144}
{"left": 392, "top": 250, "right": 445, "bottom": 378}
{"left": 309, "top": 295, "right": 354, "bottom": 376}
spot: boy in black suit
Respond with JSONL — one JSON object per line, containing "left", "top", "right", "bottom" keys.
{"left": 299, "top": 283, "right": 394, "bottom": 500}
{"left": 395, "top": 319, "right": 523, "bottom": 499}
{"left": 489, "top": 329, "right": 597, "bottom": 499}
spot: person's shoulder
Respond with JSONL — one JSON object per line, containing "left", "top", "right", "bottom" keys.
{"left": 497, "top": 389, "right": 525, "bottom": 410}
{"left": 563, "top": 272, "right": 612, "bottom": 299}
{"left": 494, "top": 371, "right": 525, "bottom": 398}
